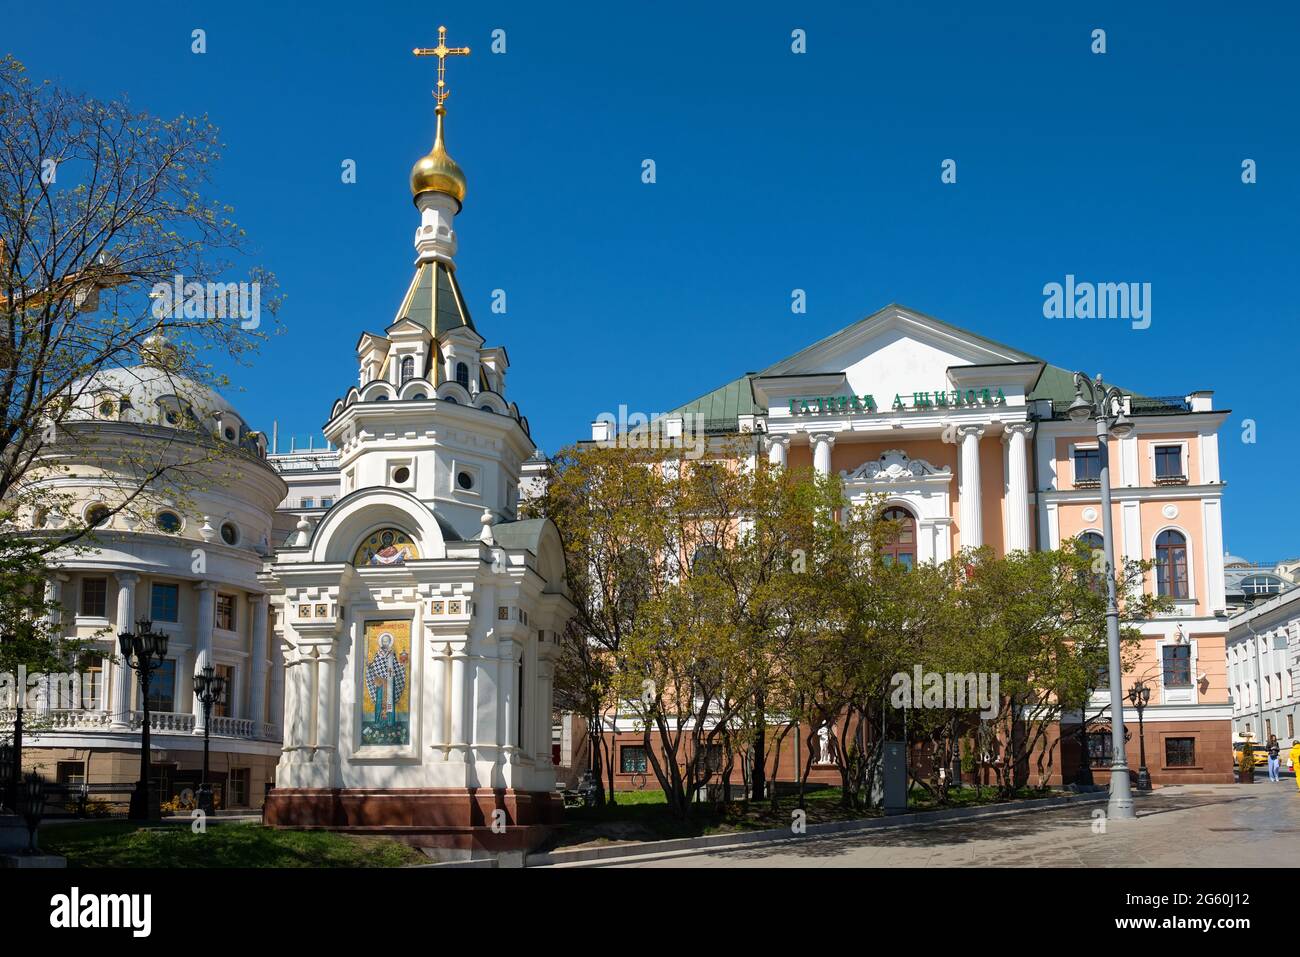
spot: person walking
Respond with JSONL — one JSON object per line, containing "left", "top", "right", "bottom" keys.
{"left": 1267, "top": 734, "right": 1281, "bottom": 782}
{"left": 1289, "top": 740, "right": 1300, "bottom": 791}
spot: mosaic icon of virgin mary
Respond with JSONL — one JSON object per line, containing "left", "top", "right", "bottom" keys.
{"left": 354, "top": 528, "right": 418, "bottom": 566}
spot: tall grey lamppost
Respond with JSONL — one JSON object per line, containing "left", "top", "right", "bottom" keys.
{"left": 1067, "top": 372, "right": 1137, "bottom": 821}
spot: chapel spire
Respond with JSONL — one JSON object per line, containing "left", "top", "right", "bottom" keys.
{"left": 410, "top": 26, "right": 470, "bottom": 208}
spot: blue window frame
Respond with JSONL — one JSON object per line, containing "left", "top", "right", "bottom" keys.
{"left": 151, "top": 583, "right": 179, "bottom": 622}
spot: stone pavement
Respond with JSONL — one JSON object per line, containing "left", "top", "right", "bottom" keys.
{"left": 615, "top": 780, "right": 1300, "bottom": 868}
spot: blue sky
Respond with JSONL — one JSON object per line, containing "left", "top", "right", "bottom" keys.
{"left": 6, "top": 0, "right": 1297, "bottom": 559}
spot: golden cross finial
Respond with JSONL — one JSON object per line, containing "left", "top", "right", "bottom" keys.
{"left": 413, "top": 25, "right": 471, "bottom": 109}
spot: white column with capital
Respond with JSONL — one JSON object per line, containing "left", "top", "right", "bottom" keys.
{"left": 431, "top": 642, "right": 450, "bottom": 757}
{"left": 314, "top": 642, "right": 338, "bottom": 761}
{"left": 957, "top": 425, "right": 986, "bottom": 550}
{"left": 811, "top": 432, "right": 836, "bottom": 476}
{"left": 767, "top": 434, "right": 789, "bottom": 469}
{"left": 192, "top": 582, "right": 215, "bottom": 733}
{"left": 1003, "top": 423, "right": 1034, "bottom": 553}
{"left": 497, "top": 642, "right": 517, "bottom": 753}
{"left": 449, "top": 644, "right": 470, "bottom": 760}
{"left": 248, "top": 594, "right": 269, "bottom": 732}
{"left": 111, "top": 573, "right": 139, "bottom": 728}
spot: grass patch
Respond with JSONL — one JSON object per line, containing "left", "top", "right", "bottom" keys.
{"left": 40, "top": 820, "right": 429, "bottom": 868}
{"left": 545, "top": 783, "right": 1066, "bottom": 851}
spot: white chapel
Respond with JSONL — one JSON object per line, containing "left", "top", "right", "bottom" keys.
{"left": 261, "top": 30, "right": 573, "bottom": 853}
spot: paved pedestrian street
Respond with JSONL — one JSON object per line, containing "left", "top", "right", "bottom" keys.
{"left": 617, "top": 782, "right": 1300, "bottom": 868}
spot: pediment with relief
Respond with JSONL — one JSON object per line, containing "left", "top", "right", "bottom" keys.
{"left": 842, "top": 450, "right": 951, "bottom": 484}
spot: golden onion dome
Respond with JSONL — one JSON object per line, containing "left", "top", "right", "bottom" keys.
{"left": 410, "top": 107, "right": 466, "bottom": 205}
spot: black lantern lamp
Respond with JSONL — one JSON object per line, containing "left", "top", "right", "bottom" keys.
{"left": 118, "top": 618, "right": 170, "bottom": 821}
{"left": 192, "top": 664, "right": 227, "bottom": 813}
{"left": 1127, "top": 681, "right": 1152, "bottom": 791}
{"left": 21, "top": 772, "right": 47, "bottom": 855}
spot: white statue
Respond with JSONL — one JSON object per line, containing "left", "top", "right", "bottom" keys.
{"left": 817, "top": 724, "right": 833, "bottom": 765}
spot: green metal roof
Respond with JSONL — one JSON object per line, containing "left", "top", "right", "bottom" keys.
{"left": 392, "top": 261, "right": 476, "bottom": 337}
{"left": 663, "top": 304, "right": 1174, "bottom": 429}
{"left": 492, "top": 518, "right": 549, "bottom": 554}
{"left": 667, "top": 373, "right": 765, "bottom": 423}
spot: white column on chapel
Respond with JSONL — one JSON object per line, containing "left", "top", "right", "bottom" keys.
{"left": 536, "top": 658, "right": 554, "bottom": 765}
{"left": 810, "top": 433, "right": 836, "bottom": 476}
{"left": 497, "top": 641, "right": 517, "bottom": 752}
{"left": 192, "top": 582, "right": 215, "bottom": 732}
{"left": 284, "top": 646, "right": 308, "bottom": 751}
{"left": 1003, "top": 423, "right": 1034, "bottom": 553}
{"left": 957, "top": 425, "right": 986, "bottom": 550}
{"left": 449, "top": 645, "right": 469, "bottom": 758}
{"left": 767, "top": 434, "right": 788, "bottom": 469}
{"left": 431, "top": 642, "right": 449, "bottom": 754}
{"left": 314, "top": 642, "right": 337, "bottom": 754}
{"left": 111, "top": 572, "right": 139, "bottom": 727}
{"left": 247, "top": 594, "right": 269, "bottom": 729}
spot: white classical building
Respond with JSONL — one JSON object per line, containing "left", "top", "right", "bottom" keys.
{"left": 260, "top": 84, "right": 573, "bottom": 853}
{"left": 13, "top": 345, "right": 288, "bottom": 807}
{"left": 587, "top": 305, "right": 1235, "bottom": 787}
{"left": 1226, "top": 587, "right": 1300, "bottom": 745}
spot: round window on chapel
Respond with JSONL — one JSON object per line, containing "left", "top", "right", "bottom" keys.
{"left": 457, "top": 471, "right": 474, "bottom": 491}
{"left": 393, "top": 466, "right": 411, "bottom": 485}
{"left": 86, "top": 504, "right": 111, "bottom": 528}
{"left": 220, "top": 522, "right": 239, "bottom": 545}
{"left": 156, "top": 510, "right": 183, "bottom": 534}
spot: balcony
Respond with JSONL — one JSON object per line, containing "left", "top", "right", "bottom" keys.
{"left": 1153, "top": 473, "right": 1189, "bottom": 486}
{"left": 0, "top": 708, "right": 277, "bottom": 741}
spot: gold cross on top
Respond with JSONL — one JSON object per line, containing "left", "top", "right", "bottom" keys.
{"left": 413, "top": 25, "right": 471, "bottom": 108}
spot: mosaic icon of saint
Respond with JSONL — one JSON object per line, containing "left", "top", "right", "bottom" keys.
{"left": 364, "top": 632, "right": 408, "bottom": 725}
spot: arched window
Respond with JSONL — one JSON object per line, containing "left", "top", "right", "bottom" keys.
{"left": 455, "top": 362, "right": 469, "bottom": 389}
{"left": 1156, "top": 530, "right": 1189, "bottom": 599}
{"left": 1242, "top": 575, "right": 1284, "bottom": 597}
{"left": 880, "top": 506, "right": 916, "bottom": 569}
{"left": 1074, "top": 532, "right": 1106, "bottom": 590}
{"left": 400, "top": 356, "right": 415, "bottom": 384}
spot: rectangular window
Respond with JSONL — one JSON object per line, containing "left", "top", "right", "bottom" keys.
{"left": 1073, "top": 447, "right": 1101, "bottom": 483}
{"left": 216, "top": 593, "right": 236, "bottom": 631}
{"left": 228, "top": 768, "right": 250, "bottom": 807}
{"left": 213, "top": 664, "right": 234, "bottom": 718}
{"left": 321, "top": 497, "right": 334, "bottom": 508}
{"left": 151, "top": 583, "right": 179, "bottom": 622}
{"left": 1086, "top": 732, "right": 1113, "bottom": 768}
{"left": 1154, "top": 445, "right": 1184, "bottom": 479}
{"left": 301, "top": 497, "right": 315, "bottom": 509}
{"left": 695, "top": 743, "right": 724, "bottom": 775}
{"left": 148, "top": 660, "right": 176, "bottom": 713}
{"left": 81, "top": 577, "right": 107, "bottom": 617}
{"left": 620, "top": 746, "right": 648, "bottom": 774}
{"left": 1266, "top": 719, "right": 1273, "bottom": 737}
{"left": 77, "top": 654, "right": 105, "bottom": 710}
{"left": 1163, "top": 645, "right": 1192, "bottom": 688}
{"left": 57, "top": 761, "right": 86, "bottom": 786}
{"left": 1165, "top": 737, "right": 1196, "bottom": 767}
{"left": 1289, "top": 714, "right": 1296, "bottom": 739}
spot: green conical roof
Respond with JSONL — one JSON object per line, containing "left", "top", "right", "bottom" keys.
{"left": 392, "top": 260, "right": 476, "bottom": 337}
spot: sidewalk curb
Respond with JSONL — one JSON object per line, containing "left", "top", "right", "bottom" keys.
{"left": 527, "top": 790, "right": 1114, "bottom": 868}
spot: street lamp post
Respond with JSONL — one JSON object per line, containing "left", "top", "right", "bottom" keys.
{"left": 1127, "top": 680, "right": 1152, "bottom": 790}
{"left": 1067, "top": 372, "right": 1137, "bottom": 821}
{"left": 192, "top": 665, "right": 227, "bottom": 813}
{"left": 118, "top": 619, "right": 170, "bottom": 822}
